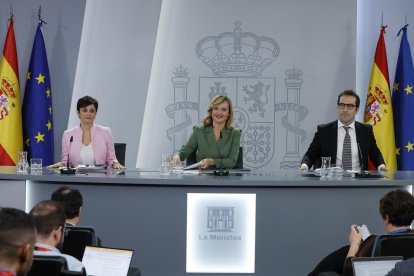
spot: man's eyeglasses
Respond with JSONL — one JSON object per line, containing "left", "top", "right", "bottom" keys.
{"left": 338, "top": 103, "right": 356, "bottom": 110}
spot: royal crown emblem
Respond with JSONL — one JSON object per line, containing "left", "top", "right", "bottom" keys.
{"left": 195, "top": 21, "right": 280, "bottom": 77}
{"left": 0, "top": 77, "right": 17, "bottom": 120}
{"left": 364, "top": 85, "right": 390, "bottom": 125}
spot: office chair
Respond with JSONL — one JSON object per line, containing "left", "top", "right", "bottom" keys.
{"left": 186, "top": 147, "right": 243, "bottom": 169}
{"left": 62, "top": 226, "right": 98, "bottom": 261}
{"left": 114, "top": 143, "right": 126, "bottom": 165}
{"left": 371, "top": 233, "right": 414, "bottom": 259}
{"left": 27, "top": 255, "right": 86, "bottom": 276}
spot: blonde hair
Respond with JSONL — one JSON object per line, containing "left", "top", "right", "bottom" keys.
{"left": 202, "top": 95, "right": 234, "bottom": 128}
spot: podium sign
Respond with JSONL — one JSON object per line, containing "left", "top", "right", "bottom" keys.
{"left": 186, "top": 193, "right": 256, "bottom": 273}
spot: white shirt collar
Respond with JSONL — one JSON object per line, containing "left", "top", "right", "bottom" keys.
{"left": 338, "top": 120, "right": 356, "bottom": 130}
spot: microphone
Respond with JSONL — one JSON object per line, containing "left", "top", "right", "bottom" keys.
{"left": 61, "top": 136, "right": 76, "bottom": 174}
{"left": 67, "top": 136, "right": 73, "bottom": 169}
{"left": 213, "top": 130, "right": 229, "bottom": 176}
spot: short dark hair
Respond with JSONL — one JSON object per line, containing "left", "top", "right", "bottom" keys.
{"left": 0, "top": 208, "right": 36, "bottom": 261}
{"left": 51, "top": 187, "right": 83, "bottom": 219}
{"left": 337, "top": 89, "right": 360, "bottom": 108}
{"left": 379, "top": 189, "right": 414, "bottom": 227}
{"left": 29, "top": 200, "right": 66, "bottom": 238}
{"left": 76, "top": 95, "right": 98, "bottom": 112}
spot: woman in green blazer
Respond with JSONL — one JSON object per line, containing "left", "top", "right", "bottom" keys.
{"left": 171, "top": 95, "right": 241, "bottom": 169}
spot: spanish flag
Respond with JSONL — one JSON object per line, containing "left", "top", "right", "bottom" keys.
{"left": 363, "top": 26, "right": 397, "bottom": 170}
{"left": 0, "top": 16, "right": 23, "bottom": 166}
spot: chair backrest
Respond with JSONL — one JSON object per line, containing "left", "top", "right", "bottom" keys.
{"left": 28, "top": 255, "right": 86, "bottom": 276}
{"left": 114, "top": 143, "right": 126, "bottom": 165}
{"left": 28, "top": 255, "right": 68, "bottom": 276}
{"left": 62, "top": 226, "right": 97, "bottom": 261}
{"left": 372, "top": 233, "right": 414, "bottom": 259}
{"left": 186, "top": 147, "right": 243, "bottom": 169}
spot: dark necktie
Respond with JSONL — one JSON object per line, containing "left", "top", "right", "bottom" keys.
{"left": 342, "top": 126, "right": 352, "bottom": 170}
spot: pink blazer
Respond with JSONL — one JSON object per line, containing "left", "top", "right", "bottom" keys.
{"left": 61, "top": 124, "right": 118, "bottom": 167}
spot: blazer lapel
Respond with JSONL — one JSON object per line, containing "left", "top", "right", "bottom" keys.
{"left": 331, "top": 121, "right": 338, "bottom": 160}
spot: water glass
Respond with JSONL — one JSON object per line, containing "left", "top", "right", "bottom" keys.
{"left": 30, "top": 158, "right": 42, "bottom": 175}
{"left": 172, "top": 161, "right": 185, "bottom": 175}
{"left": 16, "top": 151, "right": 29, "bottom": 174}
{"left": 331, "top": 166, "right": 344, "bottom": 180}
{"left": 320, "top": 157, "right": 332, "bottom": 178}
{"left": 160, "top": 154, "right": 171, "bottom": 175}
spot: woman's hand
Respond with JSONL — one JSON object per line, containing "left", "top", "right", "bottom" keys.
{"left": 47, "top": 162, "right": 64, "bottom": 169}
{"left": 200, "top": 158, "right": 215, "bottom": 169}
{"left": 112, "top": 161, "right": 125, "bottom": 170}
{"left": 170, "top": 154, "right": 181, "bottom": 166}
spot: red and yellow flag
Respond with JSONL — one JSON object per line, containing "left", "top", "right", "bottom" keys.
{"left": 0, "top": 16, "right": 22, "bottom": 166}
{"left": 363, "top": 26, "right": 397, "bottom": 170}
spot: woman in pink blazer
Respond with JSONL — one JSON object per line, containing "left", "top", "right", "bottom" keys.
{"left": 48, "top": 96, "right": 124, "bottom": 169}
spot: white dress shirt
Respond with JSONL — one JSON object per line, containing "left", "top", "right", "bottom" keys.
{"left": 336, "top": 120, "right": 361, "bottom": 171}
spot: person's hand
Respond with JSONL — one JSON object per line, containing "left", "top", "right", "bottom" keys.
{"left": 200, "top": 158, "right": 214, "bottom": 169}
{"left": 112, "top": 162, "right": 125, "bottom": 170}
{"left": 47, "top": 162, "right": 64, "bottom": 169}
{"left": 346, "top": 224, "right": 363, "bottom": 257}
{"left": 300, "top": 164, "right": 309, "bottom": 171}
{"left": 378, "top": 164, "right": 387, "bottom": 171}
{"left": 170, "top": 154, "right": 181, "bottom": 166}
{"left": 349, "top": 224, "right": 363, "bottom": 246}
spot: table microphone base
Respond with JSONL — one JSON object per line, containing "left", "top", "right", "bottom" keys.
{"left": 60, "top": 168, "right": 76, "bottom": 175}
{"left": 213, "top": 170, "right": 229, "bottom": 176}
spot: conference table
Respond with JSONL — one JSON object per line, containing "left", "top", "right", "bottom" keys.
{"left": 1, "top": 166, "right": 413, "bottom": 276}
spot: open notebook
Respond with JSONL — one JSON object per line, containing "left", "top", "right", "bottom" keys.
{"left": 352, "top": 256, "right": 403, "bottom": 276}
{"left": 82, "top": 246, "right": 133, "bottom": 276}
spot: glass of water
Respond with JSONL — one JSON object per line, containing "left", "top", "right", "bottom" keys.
{"left": 320, "top": 157, "right": 332, "bottom": 178}
{"left": 30, "top": 158, "right": 42, "bottom": 175}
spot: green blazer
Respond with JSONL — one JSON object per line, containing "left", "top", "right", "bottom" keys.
{"left": 178, "top": 125, "right": 241, "bottom": 169}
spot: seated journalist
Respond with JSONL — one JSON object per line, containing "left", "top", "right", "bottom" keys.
{"left": 308, "top": 189, "right": 414, "bottom": 276}
{"left": 30, "top": 200, "right": 86, "bottom": 273}
{"left": 51, "top": 186, "right": 83, "bottom": 227}
{"left": 300, "top": 89, "right": 386, "bottom": 171}
{"left": 0, "top": 207, "right": 36, "bottom": 276}
{"left": 171, "top": 95, "right": 241, "bottom": 169}
{"left": 48, "top": 95, "right": 124, "bottom": 169}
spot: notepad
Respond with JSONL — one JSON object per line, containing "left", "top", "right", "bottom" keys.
{"left": 82, "top": 246, "right": 133, "bottom": 276}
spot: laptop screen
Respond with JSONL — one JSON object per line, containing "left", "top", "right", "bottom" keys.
{"left": 82, "top": 246, "right": 133, "bottom": 276}
{"left": 352, "top": 256, "right": 403, "bottom": 276}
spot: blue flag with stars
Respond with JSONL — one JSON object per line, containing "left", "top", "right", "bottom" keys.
{"left": 392, "top": 25, "right": 414, "bottom": 170}
{"left": 22, "top": 21, "right": 54, "bottom": 165}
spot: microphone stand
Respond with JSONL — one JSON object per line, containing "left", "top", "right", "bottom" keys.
{"left": 61, "top": 136, "right": 76, "bottom": 175}
{"left": 355, "top": 142, "right": 371, "bottom": 178}
{"left": 213, "top": 131, "right": 229, "bottom": 176}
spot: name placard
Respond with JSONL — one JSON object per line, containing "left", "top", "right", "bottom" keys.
{"left": 186, "top": 193, "right": 256, "bottom": 273}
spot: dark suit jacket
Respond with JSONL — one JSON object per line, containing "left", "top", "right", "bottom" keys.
{"left": 301, "top": 120, "right": 385, "bottom": 169}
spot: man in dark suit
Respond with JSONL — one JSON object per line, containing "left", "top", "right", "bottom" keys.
{"left": 300, "top": 90, "right": 386, "bottom": 171}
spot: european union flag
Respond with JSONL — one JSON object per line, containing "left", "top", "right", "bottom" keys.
{"left": 22, "top": 21, "right": 54, "bottom": 165}
{"left": 392, "top": 25, "right": 414, "bottom": 170}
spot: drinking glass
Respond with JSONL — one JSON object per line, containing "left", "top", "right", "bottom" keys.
{"left": 320, "top": 157, "right": 332, "bottom": 178}
{"left": 30, "top": 158, "right": 42, "bottom": 175}
{"left": 331, "top": 165, "right": 344, "bottom": 180}
{"left": 172, "top": 161, "right": 185, "bottom": 175}
{"left": 16, "top": 151, "right": 29, "bottom": 174}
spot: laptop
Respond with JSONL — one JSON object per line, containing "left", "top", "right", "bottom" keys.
{"left": 352, "top": 256, "right": 403, "bottom": 276}
{"left": 82, "top": 246, "right": 134, "bottom": 276}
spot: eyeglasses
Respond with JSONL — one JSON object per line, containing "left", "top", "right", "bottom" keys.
{"left": 338, "top": 103, "right": 356, "bottom": 110}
